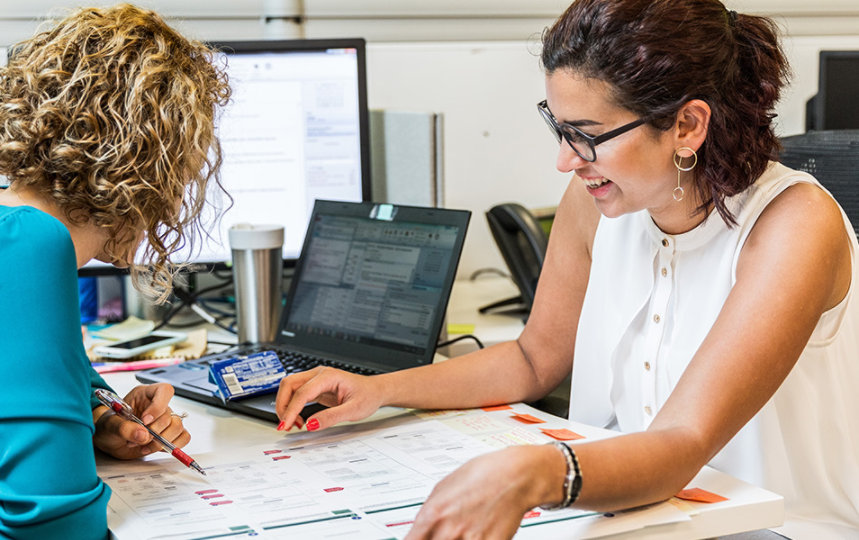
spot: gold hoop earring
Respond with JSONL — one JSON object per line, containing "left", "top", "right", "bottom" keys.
{"left": 672, "top": 147, "right": 697, "bottom": 202}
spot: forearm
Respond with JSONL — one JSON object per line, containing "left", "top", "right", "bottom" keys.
{"left": 376, "top": 339, "right": 555, "bottom": 411}
{"left": 568, "top": 427, "right": 707, "bottom": 511}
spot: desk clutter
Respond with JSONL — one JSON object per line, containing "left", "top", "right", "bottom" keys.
{"left": 85, "top": 317, "right": 207, "bottom": 373}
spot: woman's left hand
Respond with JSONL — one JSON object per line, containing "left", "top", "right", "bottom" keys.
{"left": 93, "top": 383, "right": 191, "bottom": 460}
{"left": 405, "top": 444, "right": 564, "bottom": 540}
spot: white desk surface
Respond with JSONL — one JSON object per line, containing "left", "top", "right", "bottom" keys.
{"left": 96, "top": 277, "right": 783, "bottom": 538}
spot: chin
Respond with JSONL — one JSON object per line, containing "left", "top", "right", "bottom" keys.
{"left": 594, "top": 201, "right": 627, "bottom": 219}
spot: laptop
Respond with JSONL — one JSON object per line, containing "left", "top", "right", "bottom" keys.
{"left": 137, "top": 200, "right": 470, "bottom": 422}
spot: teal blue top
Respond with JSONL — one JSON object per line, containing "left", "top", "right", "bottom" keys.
{"left": 0, "top": 205, "right": 112, "bottom": 539}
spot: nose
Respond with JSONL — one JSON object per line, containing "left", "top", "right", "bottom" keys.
{"left": 555, "top": 143, "right": 590, "bottom": 174}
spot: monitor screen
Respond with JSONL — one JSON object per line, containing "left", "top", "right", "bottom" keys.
{"left": 79, "top": 38, "right": 371, "bottom": 275}
{"left": 809, "top": 50, "right": 859, "bottom": 131}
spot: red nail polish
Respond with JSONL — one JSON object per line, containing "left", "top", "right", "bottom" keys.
{"left": 276, "top": 421, "right": 286, "bottom": 431}
{"left": 306, "top": 418, "right": 320, "bottom": 431}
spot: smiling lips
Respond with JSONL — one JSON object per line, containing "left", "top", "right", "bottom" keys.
{"left": 582, "top": 177, "right": 611, "bottom": 189}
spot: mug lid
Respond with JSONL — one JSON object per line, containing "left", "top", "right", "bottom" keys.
{"left": 228, "top": 223, "right": 284, "bottom": 250}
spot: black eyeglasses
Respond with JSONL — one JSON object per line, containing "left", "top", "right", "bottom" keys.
{"left": 537, "top": 100, "right": 647, "bottom": 162}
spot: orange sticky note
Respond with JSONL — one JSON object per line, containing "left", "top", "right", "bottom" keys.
{"left": 482, "top": 404, "right": 513, "bottom": 412}
{"left": 511, "top": 413, "right": 546, "bottom": 424}
{"left": 540, "top": 428, "right": 585, "bottom": 441}
{"left": 675, "top": 487, "right": 728, "bottom": 503}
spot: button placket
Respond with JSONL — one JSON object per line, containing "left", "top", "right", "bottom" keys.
{"left": 641, "top": 237, "right": 674, "bottom": 423}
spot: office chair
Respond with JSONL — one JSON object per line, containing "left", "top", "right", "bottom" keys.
{"left": 779, "top": 130, "right": 859, "bottom": 237}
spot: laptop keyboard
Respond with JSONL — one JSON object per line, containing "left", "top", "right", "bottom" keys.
{"left": 237, "top": 345, "right": 381, "bottom": 376}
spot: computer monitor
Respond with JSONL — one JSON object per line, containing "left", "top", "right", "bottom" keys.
{"left": 805, "top": 50, "right": 859, "bottom": 132}
{"left": 79, "top": 38, "right": 371, "bottom": 276}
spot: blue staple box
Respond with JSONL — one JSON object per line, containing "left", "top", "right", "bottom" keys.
{"left": 208, "top": 350, "right": 285, "bottom": 401}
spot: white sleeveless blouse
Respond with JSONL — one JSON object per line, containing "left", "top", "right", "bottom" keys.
{"left": 570, "top": 162, "right": 859, "bottom": 537}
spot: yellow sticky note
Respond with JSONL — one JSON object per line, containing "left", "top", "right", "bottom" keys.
{"left": 447, "top": 323, "right": 476, "bottom": 335}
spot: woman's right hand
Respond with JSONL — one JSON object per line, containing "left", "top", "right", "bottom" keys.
{"left": 274, "top": 366, "right": 385, "bottom": 432}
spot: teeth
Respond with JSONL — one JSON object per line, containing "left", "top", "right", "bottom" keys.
{"left": 584, "top": 178, "right": 608, "bottom": 188}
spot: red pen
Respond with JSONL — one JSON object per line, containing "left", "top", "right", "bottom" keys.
{"left": 95, "top": 388, "right": 206, "bottom": 475}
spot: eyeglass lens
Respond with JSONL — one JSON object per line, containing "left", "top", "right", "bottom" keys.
{"left": 538, "top": 101, "right": 596, "bottom": 162}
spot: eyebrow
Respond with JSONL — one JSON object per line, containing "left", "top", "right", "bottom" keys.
{"left": 561, "top": 119, "right": 602, "bottom": 128}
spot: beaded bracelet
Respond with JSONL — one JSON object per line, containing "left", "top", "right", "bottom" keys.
{"left": 539, "top": 441, "right": 582, "bottom": 510}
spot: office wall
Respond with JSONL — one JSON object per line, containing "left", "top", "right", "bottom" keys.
{"left": 2, "top": 0, "right": 857, "bottom": 276}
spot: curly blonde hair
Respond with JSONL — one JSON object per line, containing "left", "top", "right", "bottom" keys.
{"left": 0, "top": 4, "right": 230, "bottom": 303}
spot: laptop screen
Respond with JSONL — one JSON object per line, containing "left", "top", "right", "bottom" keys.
{"left": 278, "top": 201, "right": 470, "bottom": 371}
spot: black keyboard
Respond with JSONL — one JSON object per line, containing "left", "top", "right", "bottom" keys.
{"left": 232, "top": 345, "right": 380, "bottom": 376}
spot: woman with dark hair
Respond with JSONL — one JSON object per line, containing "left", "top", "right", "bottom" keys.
{"left": 274, "top": 0, "right": 859, "bottom": 537}
{"left": 0, "top": 4, "right": 229, "bottom": 537}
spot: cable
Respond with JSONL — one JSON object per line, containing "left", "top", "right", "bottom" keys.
{"left": 154, "top": 276, "right": 236, "bottom": 333}
{"left": 171, "top": 286, "right": 236, "bottom": 334}
{"left": 469, "top": 267, "right": 509, "bottom": 280}
{"left": 436, "top": 334, "right": 484, "bottom": 350}
{"left": 196, "top": 298, "right": 235, "bottom": 318}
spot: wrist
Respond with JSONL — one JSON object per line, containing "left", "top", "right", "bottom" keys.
{"left": 92, "top": 404, "right": 110, "bottom": 426}
{"left": 539, "top": 442, "right": 582, "bottom": 510}
{"left": 535, "top": 442, "right": 570, "bottom": 508}
{"left": 373, "top": 371, "right": 405, "bottom": 408}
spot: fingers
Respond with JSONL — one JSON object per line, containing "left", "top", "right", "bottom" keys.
{"left": 100, "top": 410, "right": 150, "bottom": 446}
{"left": 275, "top": 368, "right": 319, "bottom": 416}
{"left": 275, "top": 367, "right": 382, "bottom": 433}
{"left": 136, "top": 383, "right": 175, "bottom": 424}
{"left": 304, "top": 400, "right": 364, "bottom": 431}
{"left": 275, "top": 367, "right": 331, "bottom": 428}
{"left": 140, "top": 414, "right": 191, "bottom": 455}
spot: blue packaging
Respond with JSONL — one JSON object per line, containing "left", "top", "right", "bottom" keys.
{"left": 209, "top": 351, "right": 285, "bottom": 401}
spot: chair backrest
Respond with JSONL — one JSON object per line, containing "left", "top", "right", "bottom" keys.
{"left": 779, "top": 129, "right": 859, "bottom": 236}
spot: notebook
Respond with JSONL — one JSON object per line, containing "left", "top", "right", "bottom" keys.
{"left": 137, "top": 200, "right": 470, "bottom": 422}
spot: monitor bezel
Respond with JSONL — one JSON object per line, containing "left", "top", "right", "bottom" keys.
{"left": 276, "top": 199, "right": 472, "bottom": 371}
{"left": 813, "top": 50, "right": 859, "bottom": 132}
{"left": 79, "top": 37, "right": 372, "bottom": 277}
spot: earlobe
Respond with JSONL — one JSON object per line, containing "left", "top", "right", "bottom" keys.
{"left": 675, "top": 99, "right": 711, "bottom": 151}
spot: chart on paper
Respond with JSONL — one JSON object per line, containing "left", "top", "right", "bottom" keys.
{"left": 103, "top": 407, "right": 686, "bottom": 539}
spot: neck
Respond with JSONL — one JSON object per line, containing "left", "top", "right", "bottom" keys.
{"left": 648, "top": 191, "right": 713, "bottom": 235}
{"left": 0, "top": 185, "right": 106, "bottom": 268}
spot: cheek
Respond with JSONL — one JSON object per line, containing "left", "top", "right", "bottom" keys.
{"left": 118, "top": 230, "right": 146, "bottom": 265}
{"left": 617, "top": 146, "right": 674, "bottom": 187}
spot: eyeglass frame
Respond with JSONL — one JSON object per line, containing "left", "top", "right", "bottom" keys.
{"left": 537, "top": 99, "right": 648, "bottom": 162}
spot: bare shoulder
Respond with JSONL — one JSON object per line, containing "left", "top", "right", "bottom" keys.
{"left": 741, "top": 180, "right": 851, "bottom": 310}
{"left": 748, "top": 181, "right": 847, "bottom": 249}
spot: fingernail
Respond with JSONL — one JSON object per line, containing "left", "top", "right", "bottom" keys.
{"left": 135, "top": 429, "right": 149, "bottom": 443}
{"left": 306, "top": 419, "right": 319, "bottom": 431}
{"left": 276, "top": 421, "right": 286, "bottom": 431}
{"left": 142, "top": 414, "right": 154, "bottom": 425}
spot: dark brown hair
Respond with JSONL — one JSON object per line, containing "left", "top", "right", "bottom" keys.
{"left": 541, "top": 0, "right": 790, "bottom": 224}
{"left": 0, "top": 4, "right": 230, "bottom": 302}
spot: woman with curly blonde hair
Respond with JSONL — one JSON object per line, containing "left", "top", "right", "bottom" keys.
{"left": 0, "top": 4, "right": 229, "bottom": 537}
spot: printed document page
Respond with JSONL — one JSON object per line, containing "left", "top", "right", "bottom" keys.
{"left": 102, "top": 405, "right": 690, "bottom": 539}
